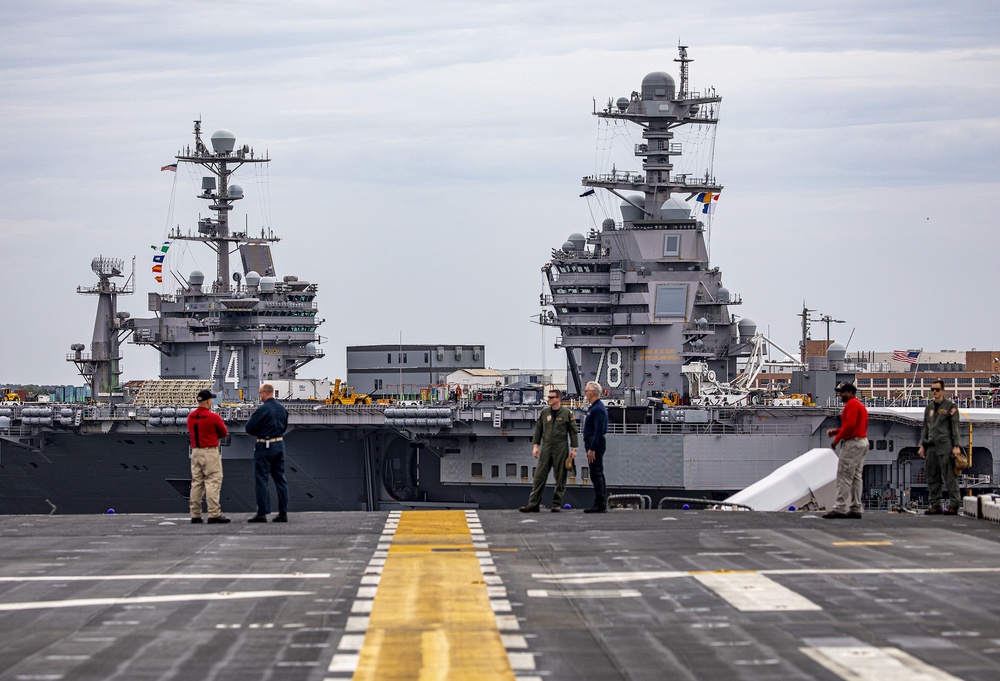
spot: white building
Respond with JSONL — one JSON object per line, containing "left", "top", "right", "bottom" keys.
{"left": 446, "top": 368, "right": 505, "bottom": 387}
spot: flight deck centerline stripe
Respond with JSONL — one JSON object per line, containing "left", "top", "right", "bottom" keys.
{"left": 0, "top": 590, "right": 312, "bottom": 612}
{"left": 693, "top": 573, "right": 821, "bottom": 612}
{"left": 800, "top": 646, "right": 963, "bottom": 681}
{"left": 326, "top": 510, "right": 517, "bottom": 681}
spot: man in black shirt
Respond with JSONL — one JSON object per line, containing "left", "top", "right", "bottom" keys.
{"left": 245, "top": 383, "right": 289, "bottom": 523}
{"left": 583, "top": 381, "right": 609, "bottom": 513}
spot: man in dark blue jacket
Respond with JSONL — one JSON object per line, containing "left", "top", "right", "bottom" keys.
{"left": 245, "top": 383, "right": 289, "bottom": 523}
{"left": 583, "top": 381, "right": 609, "bottom": 513}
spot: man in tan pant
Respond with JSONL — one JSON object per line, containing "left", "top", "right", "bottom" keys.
{"left": 186, "top": 389, "right": 230, "bottom": 524}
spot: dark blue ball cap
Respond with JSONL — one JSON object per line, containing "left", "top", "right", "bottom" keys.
{"left": 197, "top": 389, "right": 216, "bottom": 402}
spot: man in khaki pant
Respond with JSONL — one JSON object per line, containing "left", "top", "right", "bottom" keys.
{"left": 186, "top": 389, "right": 230, "bottom": 524}
{"left": 823, "top": 382, "right": 869, "bottom": 519}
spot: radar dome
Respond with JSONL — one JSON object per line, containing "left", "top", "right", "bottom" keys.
{"left": 659, "top": 198, "right": 691, "bottom": 220}
{"left": 641, "top": 72, "right": 676, "bottom": 100}
{"left": 827, "top": 342, "right": 847, "bottom": 362}
{"left": 568, "top": 233, "right": 586, "bottom": 250}
{"left": 737, "top": 318, "right": 757, "bottom": 341}
{"left": 189, "top": 271, "right": 205, "bottom": 286}
{"left": 305, "top": 343, "right": 318, "bottom": 357}
{"left": 562, "top": 241, "right": 576, "bottom": 251}
{"left": 228, "top": 184, "right": 244, "bottom": 199}
{"left": 620, "top": 196, "right": 645, "bottom": 223}
{"left": 245, "top": 271, "right": 261, "bottom": 288}
{"left": 602, "top": 218, "right": 615, "bottom": 232}
{"left": 717, "top": 287, "right": 730, "bottom": 303}
{"left": 210, "top": 129, "right": 237, "bottom": 154}
{"left": 616, "top": 97, "right": 630, "bottom": 112}
{"left": 259, "top": 276, "right": 277, "bottom": 292}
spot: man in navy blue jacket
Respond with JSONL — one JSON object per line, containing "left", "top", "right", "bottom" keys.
{"left": 583, "top": 381, "right": 609, "bottom": 513}
{"left": 245, "top": 383, "right": 289, "bottom": 523}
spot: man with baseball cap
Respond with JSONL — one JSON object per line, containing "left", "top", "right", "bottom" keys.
{"left": 823, "top": 382, "right": 869, "bottom": 519}
{"left": 186, "top": 388, "right": 230, "bottom": 524}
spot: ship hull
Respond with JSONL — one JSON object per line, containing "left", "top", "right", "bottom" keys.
{"left": 3, "top": 409, "right": 995, "bottom": 514}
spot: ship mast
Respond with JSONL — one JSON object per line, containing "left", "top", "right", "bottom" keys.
{"left": 585, "top": 47, "right": 722, "bottom": 216}
{"left": 171, "top": 119, "right": 276, "bottom": 293}
{"left": 68, "top": 256, "right": 135, "bottom": 402}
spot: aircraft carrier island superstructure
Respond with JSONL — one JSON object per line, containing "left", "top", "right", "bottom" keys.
{"left": 129, "top": 122, "right": 324, "bottom": 404}
{"left": 542, "top": 47, "right": 751, "bottom": 402}
{"left": 1, "top": 49, "right": 997, "bottom": 515}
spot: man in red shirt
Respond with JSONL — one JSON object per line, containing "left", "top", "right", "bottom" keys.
{"left": 186, "top": 389, "right": 230, "bottom": 524}
{"left": 823, "top": 382, "right": 869, "bottom": 519}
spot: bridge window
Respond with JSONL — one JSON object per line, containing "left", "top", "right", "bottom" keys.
{"left": 663, "top": 234, "right": 680, "bottom": 257}
{"left": 654, "top": 284, "right": 687, "bottom": 317}
{"left": 471, "top": 463, "right": 483, "bottom": 477}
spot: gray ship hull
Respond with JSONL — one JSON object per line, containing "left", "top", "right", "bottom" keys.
{"left": 3, "top": 406, "right": 996, "bottom": 515}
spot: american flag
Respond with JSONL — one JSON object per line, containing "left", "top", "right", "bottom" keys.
{"left": 892, "top": 350, "right": 920, "bottom": 364}
{"left": 160, "top": 163, "right": 177, "bottom": 172}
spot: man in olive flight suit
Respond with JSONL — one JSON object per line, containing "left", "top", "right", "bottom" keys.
{"left": 519, "top": 388, "right": 578, "bottom": 513}
{"left": 919, "top": 378, "right": 963, "bottom": 515}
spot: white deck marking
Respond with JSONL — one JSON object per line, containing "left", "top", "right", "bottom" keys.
{"left": 344, "top": 616, "right": 369, "bottom": 632}
{"left": 533, "top": 566, "right": 1000, "bottom": 585}
{"left": 801, "top": 646, "right": 963, "bottom": 681}
{"left": 501, "top": 634, "right": 527, "bottom": 649}
{"left": 0, "top": 573, "right": 330, "bottom": 582}
{"left": 527, "top": 589, "right": 642, "bottom": 599}
{"left": 507, "top": 652, "right": 536, "bottom": 671}
{"left": 533, "top": 570, "right": 688, "bottom": 584}
{"left": 495, "top": 614, "right": 520, "bottom": 630}
{"left": 326, "top": 653, "right": 359, "bottom": 672}
{"left": 696, "top": 552, "right": 745, "bottom": 556}
{"left": 0, "top": 590, "right": 310, "bottom": 612}
{"left": 350, "top": 599, "right": 373, "bottom": 613}
{"left": 337, "top": 634, "right": 365, "bottom": 650}
{"left": 694, "top": 573, "right": 821, "bottom": 612}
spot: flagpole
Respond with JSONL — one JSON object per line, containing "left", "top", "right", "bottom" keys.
{"left": 907, "top": 350, "right": 922, "bottom": 406}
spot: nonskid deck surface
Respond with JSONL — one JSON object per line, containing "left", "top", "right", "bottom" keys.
{"left": 0, "top": 510, "right": 998, "bottom": 680}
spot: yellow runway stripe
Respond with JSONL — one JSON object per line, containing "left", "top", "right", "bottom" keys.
{"left": 353, "top": 511, "right": 515, "bottom": 680}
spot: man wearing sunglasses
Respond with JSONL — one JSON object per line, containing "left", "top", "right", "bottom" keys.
{"left": 519, "top": 389, "right": 578, "bottom": 513}
{"left": 918, "top": 379, "right": 962, "bottom": 515}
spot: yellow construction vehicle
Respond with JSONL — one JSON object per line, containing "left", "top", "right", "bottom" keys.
{"left": 327, "top": 379, "right": 373, "bottom": 405}
{"left": 2, "top": 389, "right": 21, "bottom": 403}
{"left": 650, "top": 390, "right": 680, "bottom": 406}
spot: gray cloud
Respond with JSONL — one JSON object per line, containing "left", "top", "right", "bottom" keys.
{"left": 1, "top": 1, "right": 998, "bottom": 385}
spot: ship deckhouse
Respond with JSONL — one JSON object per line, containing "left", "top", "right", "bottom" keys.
{"left": 127, "top": 121, "right": 323, "bottom": 401}
{"left": 541, "top": 47, "right": 753, "bottom": 401}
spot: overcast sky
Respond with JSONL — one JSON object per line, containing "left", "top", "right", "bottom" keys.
{"left": 2, "top": 1, "right": 998, "bottom": 387}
